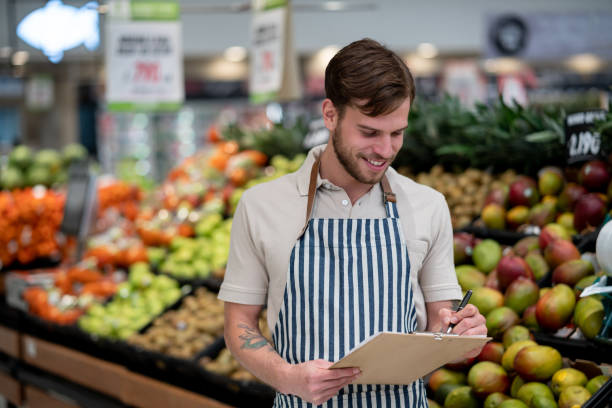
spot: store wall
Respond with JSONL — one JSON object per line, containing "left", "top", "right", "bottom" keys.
{"left": 1, "top": 0, "right": 612, "bottom": 61}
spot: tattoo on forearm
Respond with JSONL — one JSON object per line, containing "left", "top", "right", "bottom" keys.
{"left": 238, "top": 323, "right": 271, "bottom": 350}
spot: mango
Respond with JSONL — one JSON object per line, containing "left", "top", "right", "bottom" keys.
{"left": 551, "top": 368, "right": 587, "bottom": 396}
{"left": 467, "top": 361, "right": 510, "bottom": 398}
{"left": 514, "top": 346, "right": 562, "bottom": 382}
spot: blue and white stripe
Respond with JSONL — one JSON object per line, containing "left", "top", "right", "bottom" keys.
{"left": 272, "top": 200, "right": 427, "bottom": 407}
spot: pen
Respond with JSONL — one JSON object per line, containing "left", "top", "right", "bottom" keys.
{"left": 446, "top": 289, "right": 472, "bottom": 334}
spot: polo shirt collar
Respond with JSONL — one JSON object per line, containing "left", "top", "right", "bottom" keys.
{"left": 296, "top": 144, "right": 328, "bottom": 196}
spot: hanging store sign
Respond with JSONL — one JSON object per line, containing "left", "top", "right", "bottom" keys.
{"left": 485, "top": 12, "right": 612, "bottom": 59}
{"left": 564, "top": 110, "right": 607, "bottom": 165}
{"left": 105, "top": 0, "right": 184, "bottom": 111}
{"left": 250, "top": 0, "right": 301, "bottom": 104}
{"left": 17, "top": 0, "right": 99, "bottom": 63}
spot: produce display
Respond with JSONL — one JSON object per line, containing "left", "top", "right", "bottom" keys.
{"left": 128, "top": 287, "right": 223, "bottom": 359}
{"left": 97, "top": 180, "right": 142, "bottom": 221}
{"left": 0, "top": 187, "right": 65, "bottom": 267}
{"left": 154, "top": 217, "right": 232, "bottom": 281}
{"left": 428, "top": 336, "right": 610, "bottom": 408}
{"left": 4, "top": 102, "right": 611, "bottom": 407}
{"left": 85, "top": 225, "right": 148, "bottom": 269}
{"left": 454, "top": 231, "right": 606, "bottom": 339}
{"left": 479, "top": 159, "right": 611, "bottom": 234}
{"left": 22, "top": 264, "right": 118, "bottom": 325}
{"left": 408, "top": 166, "right": 516, "bottom": 229}
{"left": 429, "top": 230, "right": 611, "bottom": 408}
{"left": 78, "top": 263, "right": 183, "bottom": 339}
{"left": 1, "top": 143, "right": 87, "bottom": 190}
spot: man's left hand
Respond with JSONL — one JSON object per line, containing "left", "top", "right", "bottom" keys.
{"left": 438, "top": 304, "right": 487, "bottom": 359}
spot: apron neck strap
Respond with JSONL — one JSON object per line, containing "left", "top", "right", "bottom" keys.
{"left": 298, "top": 157, "right": 397, "bottom": 237}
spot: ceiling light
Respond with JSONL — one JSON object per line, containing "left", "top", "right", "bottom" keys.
{"left": 417, "top": 43, "right": 438, "bottom": 59}
{"left": 224, "top": 46, "right": 247, "bottom": 62}
{"left": 11, "top": 51, "right": 29, "bottom": 66}
{"left": 565, "top": 53, "right": 603, "bottom": 75}
{"left": 405, "top": 54, "right": 440, "bottom": 76}
{"left": 205, "top": 57, "right": 248, "bottom": 81}
{"left": 306, "top": 45, "right": 339, "bottom": 77}
{"left": 323, "top": 1, "right": 344, "bottom": 11}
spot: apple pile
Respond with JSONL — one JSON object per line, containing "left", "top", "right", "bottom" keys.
{"left": 480, "top": 159, "right": 612, "bottom": 234}
{"left": 427, "top": 330, "right": 610, "bottom": 408}
{"left": 407, "top": 165, "right": 516, "bottom": 230}
{"left": 454, "top": 231, "right": 606, "bottom": 341}
{"left": 78, "top": 262, "right": 183, "bottom": 340}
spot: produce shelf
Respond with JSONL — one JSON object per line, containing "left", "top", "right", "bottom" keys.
{"left": 21, "top": 334, "right": 127, "bottom": 398}
{"left": 583, "top": 378, "right": 612, "bottom": 408}
{"left": 532, "top": 332, "right": 612, "bottom": 364}
{"left": 0, "top": 369, "right": 22, "bottom": 406}
{"left": 18, "top": 365, "right": 123, "bottom": 408}
{"left": 0, "top": 324, "right": 20, "bottom": 357}
{"left": 24, "top": 385, "right": 80, "bottom": 408}
{"left": 122, "top": 369, "right": 234, "bottom": 408}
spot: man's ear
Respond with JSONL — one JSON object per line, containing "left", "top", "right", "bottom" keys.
{"left": 321, "top": 99, "right": 338, "bottom": 132}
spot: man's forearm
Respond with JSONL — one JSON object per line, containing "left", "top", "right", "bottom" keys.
{"left": 225, "top": 320, "right": 294, "bottom": 394}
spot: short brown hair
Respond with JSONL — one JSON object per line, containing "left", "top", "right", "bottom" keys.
{"left": 325, "top": 38, "right": 415, "bottom": 117}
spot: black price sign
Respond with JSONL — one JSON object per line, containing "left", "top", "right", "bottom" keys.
{"left": 564, "top": 110, "right": 607, "bottom": 165}
{"left": 60, "top": 160, "right": 97, "bottom": 260}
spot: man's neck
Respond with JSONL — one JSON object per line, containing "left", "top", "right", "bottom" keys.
{"left": 318, "top": 145, "right": 375, "bottom": 204}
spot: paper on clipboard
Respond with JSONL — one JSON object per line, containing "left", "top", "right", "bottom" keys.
{"left": 330, "top": 332, "right": 491, "bottom": 385}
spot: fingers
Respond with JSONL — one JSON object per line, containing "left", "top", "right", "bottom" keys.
{"left": 313, "top": 375, "right": 359, "bottom": 405}
{"left": 325, "top": 366, "right": 361, "bottom": 380}
{"left": 438, "top": 304, "right": 486, "bottom": 335}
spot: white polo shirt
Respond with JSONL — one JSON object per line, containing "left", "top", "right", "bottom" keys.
{"left": 218, "top": 144, "right": 461, "bottom": 332}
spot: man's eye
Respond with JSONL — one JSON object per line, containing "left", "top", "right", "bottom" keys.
{"left": 361, "top": 131, "right": 376, "bottom": 137}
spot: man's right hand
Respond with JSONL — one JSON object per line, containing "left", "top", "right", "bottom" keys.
{"left": 285, "top": 360, "right": 361, "bottom": 405}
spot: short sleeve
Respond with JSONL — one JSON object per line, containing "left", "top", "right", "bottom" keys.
{"left": 418, "top": 194, "right": 462, "bottom": 303}
{"left": 218, "top": 192, "right": 269, "bottom": 305}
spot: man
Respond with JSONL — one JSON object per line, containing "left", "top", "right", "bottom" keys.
{"left": 219, "top": 38, "right": 487, "bottom": 407}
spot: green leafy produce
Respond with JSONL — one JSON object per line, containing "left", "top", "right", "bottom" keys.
{"left": 397, "top": 95, "right": 568, "bottom": 175}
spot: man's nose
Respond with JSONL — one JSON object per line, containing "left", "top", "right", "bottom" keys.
{"left": 374, "top": 135, "right": 394, "bottom": 158}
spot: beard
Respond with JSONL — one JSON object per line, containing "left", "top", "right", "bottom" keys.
{"left": 331, "top": 124, "right": 392, "bottom": 185}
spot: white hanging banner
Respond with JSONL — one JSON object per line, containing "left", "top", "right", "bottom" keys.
{"left": 105, "top": 0, "right": 184, "bottom": 111}
{"left": 250, "top": 0, "right": 301, "bottom": 104}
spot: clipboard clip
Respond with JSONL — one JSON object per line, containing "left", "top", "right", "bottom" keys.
{"left": 433, "top": 333, "right": 443, "bottom": 340}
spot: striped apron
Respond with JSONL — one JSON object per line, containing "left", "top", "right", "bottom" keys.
{"left": 272, "top": 159, "right": 427, "bottom": 407}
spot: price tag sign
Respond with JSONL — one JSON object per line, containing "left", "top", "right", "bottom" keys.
{"left": 250, "top": 0, "right": 301, "bottom": 103}
{"left": 565, "top": 110, "right": 607, "bottom": 165}
{"left": 60, "top": 161, "right": 97, "bottom": 260}
{"left": 106, "top": 0, "right": 183, "bottom": 111}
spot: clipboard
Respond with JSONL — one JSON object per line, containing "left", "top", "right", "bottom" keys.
{"left": 330, "top": 332, "right": 491, "bottom": 385}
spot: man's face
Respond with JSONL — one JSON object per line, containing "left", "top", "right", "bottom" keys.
{"left": 330, "top": 98, "right": 410, "bottom": 185}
